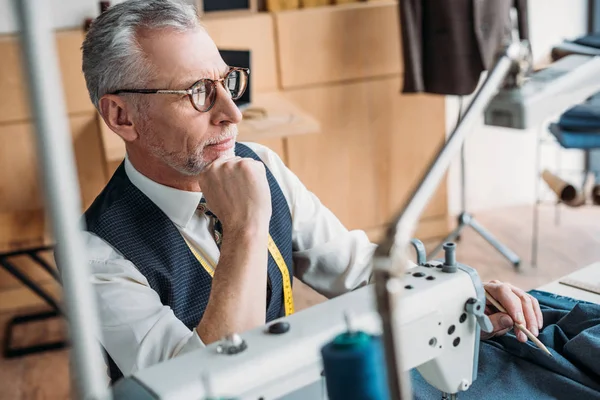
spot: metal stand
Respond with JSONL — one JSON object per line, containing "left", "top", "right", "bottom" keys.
{"left": 531, "top": 126, "right": 596, "bottom": 267}
{"left": 429, "top": 99, "right": 521, "bottom": 268}
{"left": 0, "top": 245, "right": 67, "bottom": 358}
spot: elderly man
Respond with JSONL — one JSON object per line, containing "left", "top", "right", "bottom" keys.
{"left": 80, "top": 0, "right": 542, "bottom": 383}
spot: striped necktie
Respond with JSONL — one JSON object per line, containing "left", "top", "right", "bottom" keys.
{"left": 197, "top": 197, "right": 272, "bottom": 305}
{"left": 197, "top": 197, "right": 223, "bottom": 249}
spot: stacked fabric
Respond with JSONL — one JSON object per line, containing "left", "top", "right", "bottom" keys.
{"left": 549, "top": 93, "right": 600, "bottom": 149}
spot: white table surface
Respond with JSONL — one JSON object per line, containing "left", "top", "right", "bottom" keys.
{"left": 536, "top": 262, "right": 600, "bottom": 304}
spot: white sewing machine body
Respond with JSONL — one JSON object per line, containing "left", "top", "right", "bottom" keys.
{"left": 113, "top": 256, "right": 489, "bottom": 400}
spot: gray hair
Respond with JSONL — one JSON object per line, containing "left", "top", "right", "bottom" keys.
{"left": 82, "top": 0, "right": 201, "bottom": 110}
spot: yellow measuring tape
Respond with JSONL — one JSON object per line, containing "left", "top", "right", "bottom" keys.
{"left": 183, "top": 234, "right": 294, "bottom": 316}
{"left": 183, "top": 237, "right": 214, "bottom": 277}
{"left": 267, "top": 234, "right": 295, "bottom": 316}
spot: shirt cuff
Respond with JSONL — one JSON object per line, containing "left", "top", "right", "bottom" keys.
{"left": 174, "top": 328, "right": 206, "bottom": 357}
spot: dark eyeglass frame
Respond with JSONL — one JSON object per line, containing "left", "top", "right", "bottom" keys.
{"left": 109, "top": 67, "right": 250, "bottom": 112}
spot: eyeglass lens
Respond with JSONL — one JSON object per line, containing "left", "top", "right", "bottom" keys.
{"left": 191, "top": 70, "right": 248, "bottom": 111}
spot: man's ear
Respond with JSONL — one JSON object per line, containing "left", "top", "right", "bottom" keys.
{"left": 99, "top": 95, "right": 140, "bottom": 142}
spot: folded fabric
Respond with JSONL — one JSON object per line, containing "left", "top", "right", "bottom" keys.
{"left": 549, "top": 123, "right": 600, "bottom": 149}
{"left": 412, "top": 290, "right": 600, "bottom": 399}
{"left": 572, "top": 33, "right": 600, "bottom": 50}
{"left": 559, "top": 103, "right": 600, "bottom": 131}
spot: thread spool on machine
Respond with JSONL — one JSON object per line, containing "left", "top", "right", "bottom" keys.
{"left": 320, "top": 314, "right": 390, "bottom": 400}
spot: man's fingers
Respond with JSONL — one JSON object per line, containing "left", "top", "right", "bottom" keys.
{"left": 530, "top": 294, "right": 543, "bottom": 330}
{"left": 510, "top": 285, "right": 539, "bottom": 336}
{"left": 488, "top": 312, "right": 514, "bottom": 333}
{"left": 516, "top": 330, "right": 528, "bottom": 343}
{"left": 204, "top": 155, "right": 242, "bottom": 171}
{"left": 486, "top": 282, "right": 525, "bottom": 326}
{"left": 481, "top": 313, "right": 512, "bottom": 340}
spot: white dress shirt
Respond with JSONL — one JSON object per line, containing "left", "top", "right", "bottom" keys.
{"left": 84, "top": 142, "right": 376, "bottom": 377}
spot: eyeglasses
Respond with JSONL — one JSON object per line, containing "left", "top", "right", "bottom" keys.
{"left": 110, "top": 67, "right": 249, "bottom": 112}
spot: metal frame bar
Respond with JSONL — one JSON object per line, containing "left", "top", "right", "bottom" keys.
{"left": 0, "top": 246, "right": 67, "bottom": 358}
{"left": 0, "top": 254, "right": 62, "bottom": 312}
{"left": 15, "top": 1, "right": 111, "bottom": 398}
{"left": 4, "top": 310, "right": 67, "bottom": 358}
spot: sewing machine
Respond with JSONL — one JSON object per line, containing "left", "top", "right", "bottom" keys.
{"left": 112, "top": 242, "right": 492, "bottom": 400}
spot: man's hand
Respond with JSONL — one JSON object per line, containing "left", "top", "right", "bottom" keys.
{"left": 198, "top": 156, "right": 272, "bottom": 234}
{"left": 195, "top": 155, "right": 272, "bottom": 344}
{"left": 481, "top": 280, "right": 544, "bottom": 343}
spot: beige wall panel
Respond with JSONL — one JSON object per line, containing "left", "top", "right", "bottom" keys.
{"left": 57, "top": 30, "right": 96, "bottom": 116}
{"left": 284, "top": 82, "right": 380, "bottom": 231}
{"left": 0, "top": 114, "right": 106, "bottom": 251}
{"left": 247, "top": 137, "right": 287, "bottom": 164}
{"left": 106, "top": 160, "right": 122, "bottom": 178}
{"left": 275, "top": 1, "right": 402, "bottom": 88}
{"left": 70, "top": 113, "right": 108, "bottom": 209}
{"left": 202, "top": 13, "right": 279, "bottom": 92}
{"left": 366, "top": 77, "right": 448, "bottom": 223}
{"left": 0, "top": 35, "right": 29, "bottom": 124}
{"left": 0, "top": 30, "right": 94, "bottom": 124}
{"left": 0, "top": 122, "right": 43, "bottom": 212}
{"left": 0, "top": 210, "right": 48, "bottom": 254}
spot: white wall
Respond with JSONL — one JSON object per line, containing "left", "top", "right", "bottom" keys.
{"left": 0, "top": 0, "right": 98, "bottom": 34}
{"left": 447, "top": 0, "right": 590, "bottom": 215}
{"left": 0, "top": 0, "right": 196, "bottom": 34}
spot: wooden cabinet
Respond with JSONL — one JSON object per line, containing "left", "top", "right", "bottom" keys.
{"left": 366, "top": 77, "right": 448, "bottom": 222}
{"left": 283, "top": 77, "right": 448, "bottom": 236}
{"left": 0, "top": 113, "right": 106, "bottom": 249}
{"left": 276, "top": 3, "right": 449, "bottom": 239}
{"left": 203, "top": 13, "right": 279, "bottom": 92}
{"left": 284, "top": 82, "right": 379, "bottom": 230}
{"left": 275, "top": 1, "right": 402, "bottom": 89}
{"left": 0, "top": 30, "right": 94, "bottom": 124}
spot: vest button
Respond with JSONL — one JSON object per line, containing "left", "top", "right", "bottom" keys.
{"left": 268, "top": 321, "right": 290, "bottom": 335}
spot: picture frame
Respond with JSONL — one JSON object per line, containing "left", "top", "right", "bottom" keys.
{"left": 197, "top": 0, "right": 258, "bottom": 16}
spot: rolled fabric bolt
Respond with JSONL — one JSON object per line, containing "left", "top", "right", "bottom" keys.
{"left": 541, "top": 169, "right": 585, "bottom": 207}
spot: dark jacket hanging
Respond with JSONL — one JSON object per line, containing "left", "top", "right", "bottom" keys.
{"left": 399, "top": 0, "right": 529, "bottom": 96}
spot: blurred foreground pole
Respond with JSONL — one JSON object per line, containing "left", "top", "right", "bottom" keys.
{"left": 15, "top": 1, "right": 111, "bottom": 399}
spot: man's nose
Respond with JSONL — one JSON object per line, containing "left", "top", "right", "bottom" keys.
{"left": 210, "top": 84, "right": 243, "bottom": 126}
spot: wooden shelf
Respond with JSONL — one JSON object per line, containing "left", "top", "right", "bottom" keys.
{"left": 238, "top": 92, "right": 320, "bottom": 141}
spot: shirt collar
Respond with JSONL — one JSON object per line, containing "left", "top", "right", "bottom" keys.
{"left": 124, "top": 155, "right": 202, "bottom": 228}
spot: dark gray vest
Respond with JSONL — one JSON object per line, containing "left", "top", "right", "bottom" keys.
{"left": 84, "top": 143, "right": 293, "bottom": 382}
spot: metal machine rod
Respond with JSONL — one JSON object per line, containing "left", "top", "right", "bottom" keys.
{"left": 15, "top": 1, "right": 111, "bottom": 399}
{"left": 373, "top": 41, "right": 525, "bottom": 400}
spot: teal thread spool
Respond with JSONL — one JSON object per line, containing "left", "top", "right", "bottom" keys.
{"left": 321, "top": 330, "right": 390, "bottom": 400}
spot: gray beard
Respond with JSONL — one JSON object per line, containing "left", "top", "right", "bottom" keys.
{"left": 146, "top": 125, "right": 238, "bottom": 176}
